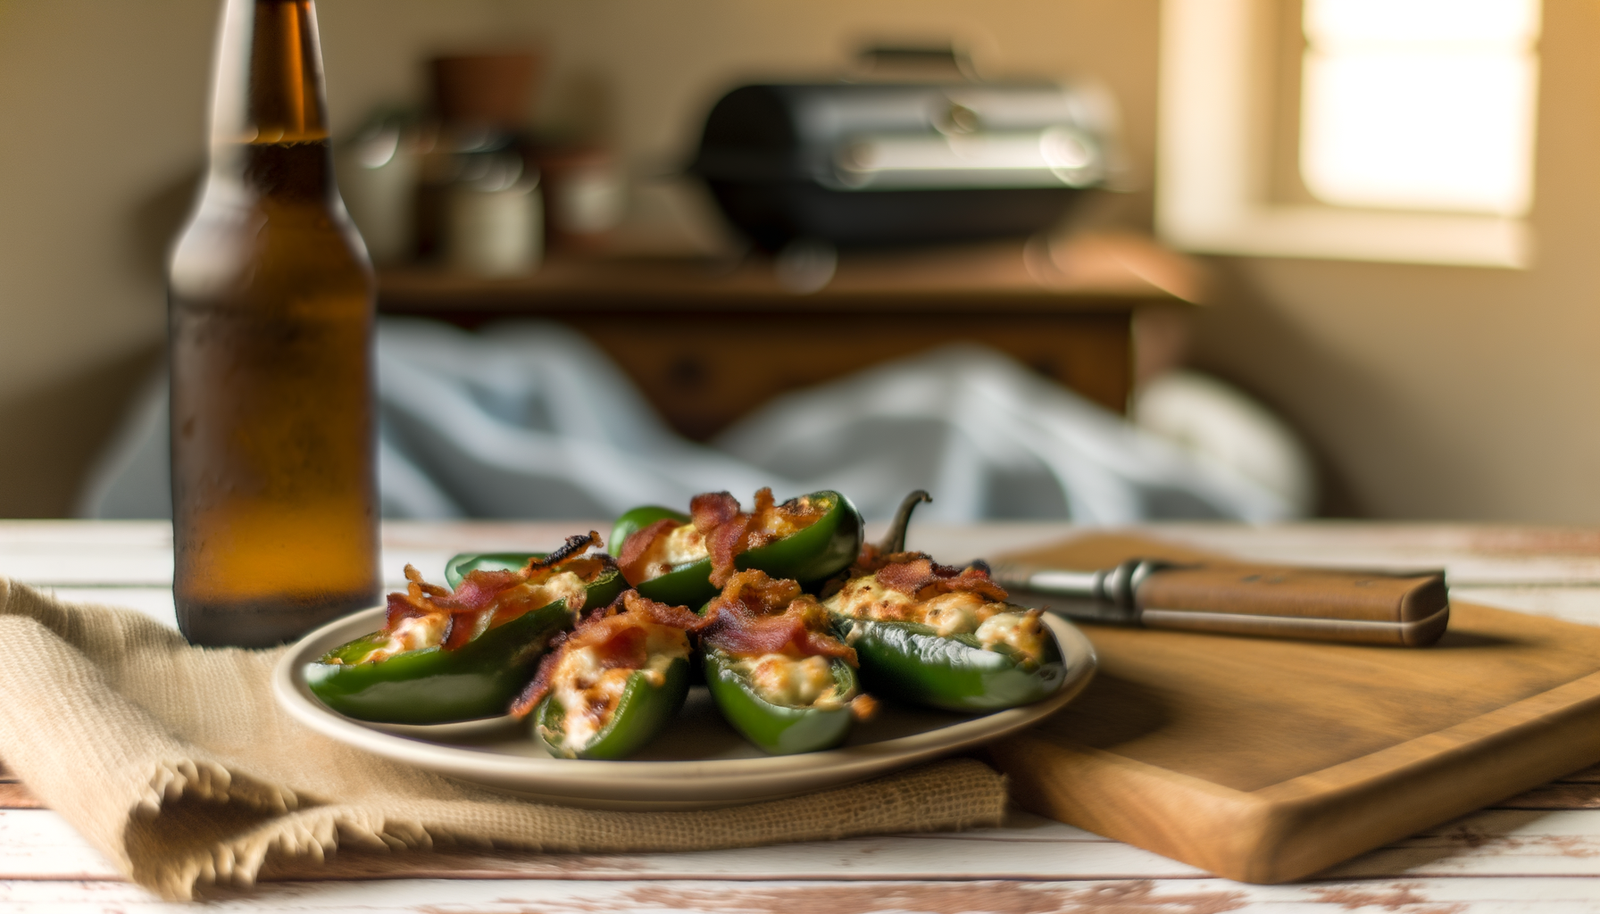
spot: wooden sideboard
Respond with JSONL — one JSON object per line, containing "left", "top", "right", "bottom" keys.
{"left": 377, "top": 233, "right": 1205, "bottom": 441}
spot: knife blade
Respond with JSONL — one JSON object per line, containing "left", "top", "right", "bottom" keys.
{"left": 986, "top": 558, "right": 1450, "bottom": 647}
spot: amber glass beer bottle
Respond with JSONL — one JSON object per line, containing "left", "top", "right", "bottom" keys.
{"left": 168, "top": 0, "right": 380, "bottom": 646}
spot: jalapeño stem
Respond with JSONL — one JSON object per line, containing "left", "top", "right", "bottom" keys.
{"left": 878, "top": 490, "right": 932, "bottom": 554}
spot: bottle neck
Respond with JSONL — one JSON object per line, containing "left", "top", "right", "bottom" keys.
{"left": 207, "top": 0, "right": 334, "bottom": 197}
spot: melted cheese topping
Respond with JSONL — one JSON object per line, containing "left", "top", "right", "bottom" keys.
{"left": 974, "top": 612, "right": 1047, "bottom": 666}
{"left": 730, "top": 653, "right": 841, "bottom": 710}
{"left": 921, "top": 592, "right": 999, "bottom": 638}
{"left": 756, "top": 494, "right": 821, "bottom": 540}
{"left": 543, "top": 625, "right": 689, "bottom": 758}
{"left": 823, "top": 577, "right": 918, "bottom": 623}
{"left": 375, "top": 611, "right": 450, "bottom": 659}
{"left": 635, "top": 523, "right": 710, "bottom": 579}
{"left": 356, "top": 570, "right": 589, "bottom": 663}
{"left": 825, "top": 575, "right": 1047, "bottom": 662}
{"left": 496, "top": 571, "right": 590, "bottom": 626}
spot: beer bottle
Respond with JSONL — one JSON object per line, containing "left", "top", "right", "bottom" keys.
{"left": 168, "top": 0, "right": 380, "bottom": 646}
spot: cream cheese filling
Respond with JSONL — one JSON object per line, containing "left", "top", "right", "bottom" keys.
{"left": 355, "top": 570, "right": 589, "bottom": 663}
{"left": 636, "top": 523, "right": 710, "bottom": 578}
{"left": 974, "top": 611, "right": 1047, "bottom": 666}
{"left": 367, "top": 611, "right": 449, "bottom": 662}
{"left": 758, "top": 494, "right": 821, "bottom": 540}
{"left": 730, "top": 652, "right": 841, "bottom": 710}
{"left": 823, "top": 577, "right": 918, "bottom": 623}
{"left": 825, "top": 575, "right": 1046, "bottom": 662}
{"left": 544, "top": 625, "right": 689, "bottom": 757}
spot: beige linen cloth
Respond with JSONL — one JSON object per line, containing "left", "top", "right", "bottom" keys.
{"left": 0, "top": 579, "right": 1008, "bottom": 901}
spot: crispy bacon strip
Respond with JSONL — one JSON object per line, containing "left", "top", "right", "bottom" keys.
{"left": 701, "top": 569, "right": 856, "bottom": 663}
{"left": 510, "top": 591, "right": 710, "bottom": 719}
{"left": 690, "top": 490, "right": 742, "bottom": 531}
{"left": 845, "top": 542, "right": 890, "bottom": 576}
{"left": 383, "top": 531, "right": 613, "bottom": 652}
{"left": 621, "top": 489, "right": 831, "bottom": 589}
{"left": 850, "top": 693, "right": 879, "bottom": 721}
{"left": 698, "top": 488, "right": 830, "bottom": 588}
{"left": 844, "top": 549, "right": 1010, "bottom": 604}
{"left": 619, "top": 590, "right": 716, "bottom": 632}
{"left": 616, "top": 518, "right": 683, "bottom": 584}
{"left": 694, "top": 490, "right": 753, "bottom": 588}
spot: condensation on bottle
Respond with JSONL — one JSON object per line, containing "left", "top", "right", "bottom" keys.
{"left": 168, "top": 0, "right": 380, "bottom": 647}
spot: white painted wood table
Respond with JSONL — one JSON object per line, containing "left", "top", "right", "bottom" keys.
{"left": 5, "top": 519, "right": 1600, "bottom": 913}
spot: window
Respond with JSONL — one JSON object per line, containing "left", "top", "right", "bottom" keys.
{"left": 1157, "top": 0, "right": 1540, "bottom": 267}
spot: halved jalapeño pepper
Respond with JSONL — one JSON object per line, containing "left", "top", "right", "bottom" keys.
{"left": 704, "top": 649, "right": 860, "bottom": 756}
{"left": 833, "top": 614, "right": 1065, "bottom": 712}
{"left": 513, "top": 592, "right": 708, "bottom": 759}
{"left": 700, "top": 570, "right": 872, "bottom": 755}
{"left": 824, "top": 491, "right": 1065, "bottom": 712}
{"left": 305, "top": 533, "right": 625, "bottom": 724}
{"left": 608, "top": 506, "right": 712, "bottom": 608}
{"left": 445, "top": 551, "right": 544, "bottom": 590}
{"left": 611, "top": 488, "right": 863, "bottom": 607}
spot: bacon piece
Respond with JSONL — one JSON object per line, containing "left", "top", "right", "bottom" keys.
{"left": 850, "top": 693, "right": 879, "bottom": 721}
{"left": 380, "top": 531, "right": 614, "bottom": 652}
{"left": 695, "top": 491, "right": 752, "bottom": 588}
{"left": 448, "top": 532, "right": 608, "bottom": 611}
{"left": 703, "top": 523, "right": 751, "bottom": 588}
{"left": 690, "top": 491, "right": 742, "bottom": 532}
{"left": 617, "top": 518, "right": 684, "bottom": 585}
{"left": 872, "top": 553, "right": 1010, "bottom": 603}
{"left": 842, "top": 545, "right": 934, "bottom": 578}
{"left": 619, "top": 590, "right": 715, "bottom": 633}
{"left": 511, "top": 632, "right": 567, "bottom": 719}
{"left": 446, "top": 569, "right": 525, "bottom": 612}
{"left": 845, "top": 543, "right": 889, "bottom": 575}
{"left": 509, "top": 589, "right": 707, "bottom": 718}
{"left": 384, "top": 564, "right": 451, "bottom": 629}
{"left": 741, "top": 488, "right": 780, "bottom": 551}
{"left": 383, "top": 587, "right": 432, "bottom": 629}
{"left": 513, "top": 622, "right": 647, "bottom": 726}
{"left": 701, "top": 569, "right": 856, "bottom": 663}
{"left": 440, "top": 602, "right": 484, "bottom": 651}
{"left": 565, "top": 617, "right": 649, "bottom": 666}
{"left": 705, "top": 612, "right": 852, "bottom": 661}
{"left": 406, "top": 563, "right": 451, "bottom": 597}
{"left": 692, "top": 488, "right": 829, "bottom": 588}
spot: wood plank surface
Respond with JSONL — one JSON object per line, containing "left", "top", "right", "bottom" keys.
{"left": 9, "top": 521, "right": 1600, "bottom": 910}
{"left": 990, "top": 532, "right": 1600, "bottom": 886}
{"left": 376, "top": 235, "right": 1202, "bottom": 313}
{"left": 5, "top": 876, "right": 1600, "bottom": 913}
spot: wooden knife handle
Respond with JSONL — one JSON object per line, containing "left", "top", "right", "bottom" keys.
{"left": 1136, "top": 566, "right": 1450, "bottom": 646}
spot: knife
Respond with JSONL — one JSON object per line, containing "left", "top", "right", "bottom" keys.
{"left": 874, "top": 490, "right": 1450, "bottom": 648}
{"left": 987, "top": 558, "right": 1450, "bottom": 647}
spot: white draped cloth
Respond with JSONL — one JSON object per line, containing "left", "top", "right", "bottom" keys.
{"left": 80, "top": 319, "right": 1304, "bottom": 524}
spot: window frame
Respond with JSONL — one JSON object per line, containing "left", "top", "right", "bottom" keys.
{"left": 1155, "top": 0, "right": 1534, "bottom": 269}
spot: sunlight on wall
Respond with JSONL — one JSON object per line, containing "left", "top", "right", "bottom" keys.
{"left": 1300, "top": 0, "right": 1540, "bottom": 215}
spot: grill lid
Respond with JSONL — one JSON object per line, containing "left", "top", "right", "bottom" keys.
{"left": 690, "top": 81, "right": 1118, "bottom": 192}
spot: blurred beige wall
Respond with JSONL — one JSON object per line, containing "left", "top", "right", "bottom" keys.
{"left": 1189, "top": 1, "right": 1600, "bottom": 519}
{"left": 0, "top": 0, "right": 534, "bottom": 516}
{"left": 0, "top": 0, "right": 1594, "bottom": 521}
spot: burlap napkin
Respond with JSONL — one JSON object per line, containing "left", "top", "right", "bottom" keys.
{"left": 0, "top": 579, "right": 1008, "bottom": 901}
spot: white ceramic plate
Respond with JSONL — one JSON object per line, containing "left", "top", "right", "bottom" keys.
{"left": 274, "top": 605, "right": 1096, "bottom": 810}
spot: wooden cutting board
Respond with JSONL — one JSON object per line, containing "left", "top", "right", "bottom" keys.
{"left": 986, "top": 533, "right": 1600, "bottom": 884}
